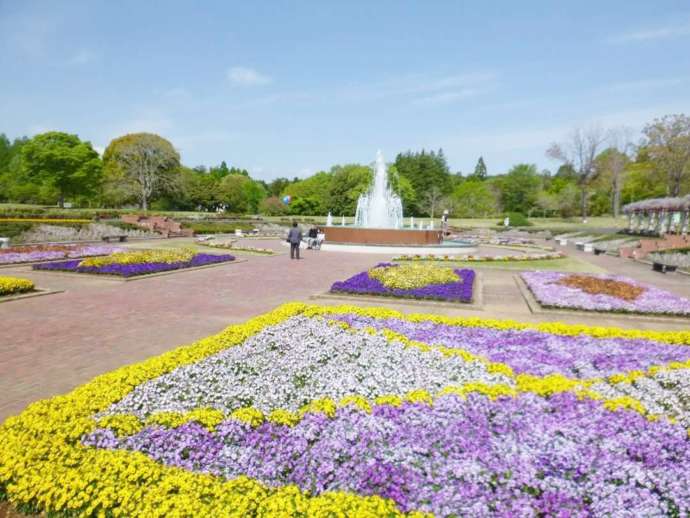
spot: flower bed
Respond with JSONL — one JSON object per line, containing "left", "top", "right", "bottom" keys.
{"left": 0, "top": 217, "right": 91, "bottom": 223}
{"left": 331, "top": 263, "right": 474, "bottom": 302}
{"left": 522, "top": 271, "right": 690, "bottom": 316}
{"left": 32, "top": 248, "right": 234, "bottom": 278}
{"left": 2, "top": 304, "right": 689, "bottom": 516}
{"left": 199, "top": 240, "right": 276, "bottom": 255}
{"left": 394, "top": 251, "right": 564, "bottom": 262}
{"left": 0, "top": 244, "right": 123, "bottom": 265}
{"left": 0, "top": 276, "right": 35, "bottom": 296}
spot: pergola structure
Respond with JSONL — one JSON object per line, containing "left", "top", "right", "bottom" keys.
{"left": 623, "top": 195, "right": 690, "bottom": 235}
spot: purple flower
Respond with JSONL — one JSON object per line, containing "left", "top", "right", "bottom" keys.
{"left": 331, "top": 264, "right": 475, "bottom": 303}
{"left": 329, "top": 313, "right": 690, "bottom": 378}
{"left": 522, "top": 271, "right": 690, "bottom": 316}
{"left": 33, "top": 253, "right": 234, "bottom": 277}
{"left": 85, "top": 393, "right": 690, "bottom": 516}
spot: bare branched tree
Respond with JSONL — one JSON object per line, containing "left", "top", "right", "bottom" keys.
{"left": 642, "top": 114, "right": 690, "bottom": 197}
{"left": 604, "top": 127, "right": 635, "bottom": 218}
{"left": 547, "top": 126, "right": 607, "bottom": 221}
{"left": 421, "top": 185, "right": 444, "bottom": 219}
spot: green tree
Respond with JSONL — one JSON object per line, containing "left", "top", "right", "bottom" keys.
{"left": 259, "top": 196, "right": 288, "bottom": 216}
{"left": 327, "top": 164, "right": 372, "bottom": 215}
{"left": 283, "top": 172, "right": 332, "bottom": 214}
{"left": 470, "top": 156, "right": 488, "bottom": 181}
{"left": 20, "top": 131, "right": 102, "bottom": 207}
{"left": 394, "top": 149, "right": 451, "bottom": 215}
{"left": 289, "top": 196, "right": 321, "bottom": 215}
{"left": 103, "top": 133, "right": 180, "bottom": 210}
{"left": 642, "top": 114, "right": 690, "bottom": 196}
{"left": 268, "top": 177, "right": 293, "bottom": 197}
{"left": 449, "top": 179, "right": 499, "bottom": 217}
{"left": 498, "top": 163, "right": 541, "bottom": 214}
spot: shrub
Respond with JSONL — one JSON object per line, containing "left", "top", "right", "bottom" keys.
{"left": 183, "top": 221, "right": 256, "bottom": 234}
{"left": 498, "top": 212, "right": 531, "bottom": 227}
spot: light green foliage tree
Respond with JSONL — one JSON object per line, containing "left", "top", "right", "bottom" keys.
{"left": 217, "top": 174, "right": 265, "bottom": 214}
{"left": 20, "top": 131, "right": 102, "bottom": 207}
{"left": 449, "top": 179, "right": 499, "bottom": 217}
{"left": 498, "top": 163, "right": 541, "bottom": 214}
{"left": 535, "top": 191, "right": 559, "bottom": 217}
{"left": 642, "top": 114, "right": 690, "bottom": 197}
{"left": 289, "top": 196, "right": 321, "bottom": 215}
{"left": 327, "top": 164, "right": 372, "bottom": 215}
{"left": 283, "top": 172, "right": 332, "bottom": 215}
{"left": 103, "top": 133, "right": 180, "bottom": 210}
{"left": 620, "top": 154, "right": 667, "bottom": 205}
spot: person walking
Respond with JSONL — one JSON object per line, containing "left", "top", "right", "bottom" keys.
{"left": 287, "top": 222, "right": 303, "bottom": 259}
{"left": 442, "top": 209, "right": 449, "bottom": 236}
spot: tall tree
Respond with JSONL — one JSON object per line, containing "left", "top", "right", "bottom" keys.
{"left": 547, "top": 126, "right": 607, "bottom": 221}
{"left": 449, "top": 180, "right": 498, "bottom": 217}
{"left": 642, "top": 114, "right": 690, "bottom": 197}
{"left": 327, "top": 164, "right": 372, "bottom": 215}
{"left": 394, "top": 149, "right": 451, "bottom": 215}
{"left": 103, "top": 133, "right": 180, "bottom": 211}
{"left": 20, "top": 131, "right": 102, "bottom": 207}
{"left": 498, "top": 163, "right": 541, "bottom": 214}
{"left": 470, "top": 156, "right": 488, "bottom": 181}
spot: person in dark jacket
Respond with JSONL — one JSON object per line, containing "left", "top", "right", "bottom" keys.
{"left": 287, "top": 222, "right": 303, "bottom": 259}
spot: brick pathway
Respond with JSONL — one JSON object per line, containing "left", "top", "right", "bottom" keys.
{"left": 1, "top": 238, "right": 689, "bottom": 421}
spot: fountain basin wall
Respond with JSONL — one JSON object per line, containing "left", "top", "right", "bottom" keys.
{"left": 323, "top": 226, "right": 443, "bottom": 245}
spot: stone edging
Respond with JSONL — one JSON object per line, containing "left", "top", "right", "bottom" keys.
{"left": 513, "top": 274, "right": 690, "bottom": 324}
{"left": 0, "top": 288, "right": 64, "bottom": 304}
{"left": 311, "top": 272, "right": 484, "bottom": 311}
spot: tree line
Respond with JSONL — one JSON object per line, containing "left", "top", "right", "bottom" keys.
{"left": 1, "top": 113, "right": 689, "bottom": 218}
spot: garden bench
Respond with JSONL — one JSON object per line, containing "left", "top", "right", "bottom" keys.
{"left": 102, "top": 235, "right": 128, "bottom": 243}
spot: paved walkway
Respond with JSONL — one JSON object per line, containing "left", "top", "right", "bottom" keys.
{"left": 1, "top": 238, "right": 689, "bottom": 421}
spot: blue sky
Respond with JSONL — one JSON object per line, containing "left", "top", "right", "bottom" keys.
{"left": 1, "top": 1, "right": 690, "bottom": 180}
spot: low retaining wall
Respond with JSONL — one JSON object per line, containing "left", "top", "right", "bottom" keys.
{"left": 323, "top": 226, "right": 443, "bottom": 245}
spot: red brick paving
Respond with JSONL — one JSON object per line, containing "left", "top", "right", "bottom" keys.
{"left": 1, "top": 238, "right": 689, "bottom": 422}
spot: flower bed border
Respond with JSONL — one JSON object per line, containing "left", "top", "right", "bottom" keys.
{"left": 0, "top": 287, "right": 64, "bottom": 304}
{"left": 515, "top": 274, "right": 690, "bottom": 323}
{"left": 0, "top": 252, "right": 119, "bottom": 269}
{"left": 30, "top": 256, "right": 247, "bottom": 282}
{"left": 2, "top": 303, "right": 690, "bottom": 517}
{"left": 197, "top": 241, "right": 280, "bottom": 256}
{"left": 316, "top": 271, "right": 484, "bottom": 310}
{"left": 330, "top": 265, "right": 476, "bottom": 303}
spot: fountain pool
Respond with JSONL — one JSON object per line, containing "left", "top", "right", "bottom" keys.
{"left": 321, "top": 151, "right": 475, "bottom": 253}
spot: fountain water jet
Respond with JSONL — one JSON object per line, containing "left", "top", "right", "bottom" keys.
{"left": 354, "top": 150, "right": 403, "bottom": 228}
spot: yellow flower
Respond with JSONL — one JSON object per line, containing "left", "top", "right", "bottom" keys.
{"left": 368, "top": 263, "right": 459, "bottom": 289}
{"left": 80, "top": 248, "right": 196, "bottom": 267}
{"left": 0, "top": 276, "right": 35, "bottom": 296}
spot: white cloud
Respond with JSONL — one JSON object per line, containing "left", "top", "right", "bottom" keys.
{"left": 611, "top": 22, "right": 690, "bottom": 43}
{"left": 67, "top": 49, "right": 97, "bottom": 66}
{"left": 227, "top": 67, "right": 272, "bottom": 86}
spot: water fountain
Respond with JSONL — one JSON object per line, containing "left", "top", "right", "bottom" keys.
{"left": 354, "top": 150, "right": 403, "bottom": 228}
{"left": 322, "top": 151, "right": 444, "bottom": 246}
